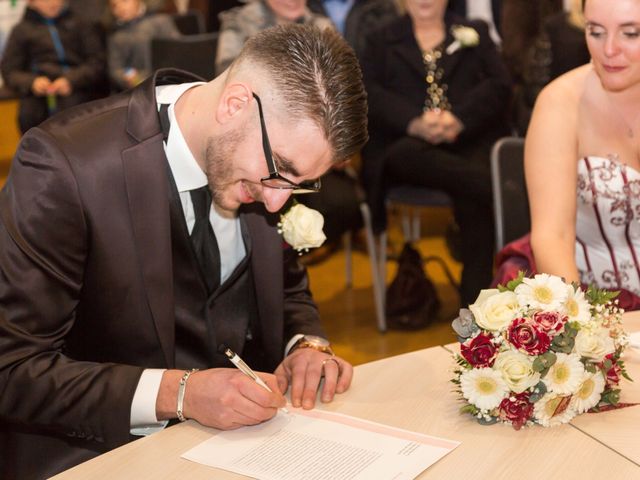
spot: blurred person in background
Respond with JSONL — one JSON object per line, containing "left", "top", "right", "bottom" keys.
{"left": 360, "top": 0, "right": 512, "bottom": 306}
{"left": 0, "top": 0, "right": 106, "bottom": 133}
{"left": 307, "top": 0, "right": 399, "bottom": 57}
{"left": 106, "top": 0, "right": 180, "bottom": 91}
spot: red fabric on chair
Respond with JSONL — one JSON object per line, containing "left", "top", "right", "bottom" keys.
{"left": 491, "top": 234, "right": 640, "bottom": 311}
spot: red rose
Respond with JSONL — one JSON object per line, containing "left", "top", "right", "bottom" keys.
{"left": 499, "top": 392, "right": 534, "bottom": 430}
{"left": 533, "top": 311, "right": 567, "bottom": 334}
{"left": 600, "top": 353, "right": 621, "bottom": 387}
{"left": 507, "top": 317, "right": 551, "bottom": 355}
{"left": 461, "top": 333, "right": 498, "bottom": 367}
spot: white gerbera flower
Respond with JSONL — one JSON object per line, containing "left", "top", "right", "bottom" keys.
{"left": 564, "top": 285, "right": 591, "bottom": 324}
{"left": 533, "top": 392, "right": 577, "bottom": 427}
{"left": 515, "top": 274, "right": 568, "bottom": 310}
{"left": 543, "top": 353, "right": 585, "bottom": 395}
{"left": 460, "top": 367, "right": 509, "bottom": 411}
{"left": 570, "top": 371, "right": 606, "bottom": 413}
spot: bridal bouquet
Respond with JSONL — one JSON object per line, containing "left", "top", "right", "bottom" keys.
{"left": 452, "top": 273, "right": 631, "bottom": 429}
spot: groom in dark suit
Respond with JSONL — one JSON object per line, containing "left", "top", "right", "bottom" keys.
{"left": 0, "top": 24, "right": 368, "bottom": 479}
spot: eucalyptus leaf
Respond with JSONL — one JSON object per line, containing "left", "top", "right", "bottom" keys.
{"left": 528, "top": 381, "right": 547, "bottom": 403}
{"left": 478, "top": 416, "right": 498, "bottom": 426}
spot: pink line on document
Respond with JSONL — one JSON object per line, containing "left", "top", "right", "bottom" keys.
{"left": 292, "top": 408, "right": 459, "bottom": 450}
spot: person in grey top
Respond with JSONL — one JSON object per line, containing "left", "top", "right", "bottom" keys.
{"left": 107, "top": 0, "right": 180, "bottom": 91}
{"left": 215, "top": 0, "right": 332, "bottom": 75}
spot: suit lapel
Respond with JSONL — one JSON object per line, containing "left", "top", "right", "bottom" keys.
{"left": 123, "top": 139, "right": 175, "bottom": 367}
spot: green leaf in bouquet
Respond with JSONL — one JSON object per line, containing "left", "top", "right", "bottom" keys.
{"left": 599, "top": 388, "right": 621, "bottom": 406}
{"left": 528, "top": 381, "right": 547, "bottom": 403}
{"left": 585, "top": 285, "right": 620, "bottom": 305}
{"left": 500, "top": 271, "right": 525, "bottom": 292}
{"left": 617, "top": 360, "right": 633, "bottom": 382}
{"left": 460, "top": 404, "right": 479, "bottom": 415}
{"left": 478, "top": 416, "right": 498, "bottom": 425}
{"left": 550, "top": 332, "right": 575, "bottom": 354}
{"left": 584, "top": 362, "right": 597, "bottom": 374}
{"left": 602, "top": 358, "right": 613, "bottom": 372}
{"left": 533, "top": 351, "right": 557, "bottom": 374}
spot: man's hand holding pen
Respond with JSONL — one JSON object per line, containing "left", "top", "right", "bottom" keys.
{"left": 156, "top": 368, "right": 286, "bottom": 430}
{"left": 155, "top": 349, "right": 352, "bottom": 429}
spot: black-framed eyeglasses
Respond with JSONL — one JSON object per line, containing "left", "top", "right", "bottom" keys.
{"left": 253, "top": 93, "right": 321, "bottom": 194}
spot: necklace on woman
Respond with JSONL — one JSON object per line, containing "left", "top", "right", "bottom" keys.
{"left": 606, "top": 91, "right": 640, "bottom": 138}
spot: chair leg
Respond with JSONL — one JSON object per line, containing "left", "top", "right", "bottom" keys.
{"left": 359, "top": 203, "right": 386, "bottom": 333}
{"left": 401, "top": 208, "right": 412, "bottom": 241}
{"left": 411, "top": 210, "right": 421, "bottom": 243}
{"left": 343, "top": 231, "right": 352, "bottom": 288}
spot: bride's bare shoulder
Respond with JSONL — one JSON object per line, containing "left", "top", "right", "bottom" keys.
{"left": 537, "top": 64, "right": 591, "bottom": 108}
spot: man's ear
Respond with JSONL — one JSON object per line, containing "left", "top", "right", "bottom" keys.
{"left": 215, "top": 83, "right": 252, "bottom": 125}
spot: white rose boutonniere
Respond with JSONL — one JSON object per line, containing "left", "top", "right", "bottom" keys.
{"left": 446, "top": 25, "right": 480, "bottom": 55}
{"left": 278, "top": 203, "right": 326, "bottom": 254}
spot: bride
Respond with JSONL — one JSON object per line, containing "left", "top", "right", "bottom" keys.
{"left": 526, "top": 0, "right": 640, "bottom": 303}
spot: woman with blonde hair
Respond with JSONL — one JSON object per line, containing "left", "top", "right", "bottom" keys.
{"left": 505, "top": 0, "right": 640, "bottom": 308}
{"left": 360, "top": 0, "right": 512, "bottom": 306}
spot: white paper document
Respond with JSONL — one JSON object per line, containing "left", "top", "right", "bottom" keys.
{"left": 182, "top": 408, "right": 460, "bottom": 480}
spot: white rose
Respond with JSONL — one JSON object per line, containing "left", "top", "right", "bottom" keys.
{"left": 446, "top": 26, "right": 480, "bottom": 54}
{"left": 494, "top": 350, "right": 541, "bottom": 393}
{"left": 278, "top": 203, "right": 326, "bottom": 253}
{"left": 454, "top": 26, "right": 479, "bottom": 47}
{"left": 574, "top": 327, "right": 615, "bottom": 361}
{"left": 470, "top": 289, "right": 520, "bottom": 331}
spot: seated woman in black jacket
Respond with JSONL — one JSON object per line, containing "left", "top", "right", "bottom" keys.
{"left": 360, "top": 0, "right": 512, "bottom": 306}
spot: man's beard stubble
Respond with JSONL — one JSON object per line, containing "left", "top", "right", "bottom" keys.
{"left": 204, "top": 126, "right": 247, "bottom": 211}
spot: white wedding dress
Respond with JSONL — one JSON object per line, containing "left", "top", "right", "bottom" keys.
{"left": 575, "top": 155, "right": 640, "bottom": 295}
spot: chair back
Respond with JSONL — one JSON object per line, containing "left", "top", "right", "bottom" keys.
{"left": 491, "top": 136, "right": 529, "bottom": 251}
{"left": 151, "top": 32, "right": 218, "bottom": 81}
{"left": 171, "top": 10, "right": 206, "bottom": 35}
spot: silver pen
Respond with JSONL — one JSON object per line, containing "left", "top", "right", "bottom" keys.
{"left": 223, "top": 347, "right": 289, "bottom": 414}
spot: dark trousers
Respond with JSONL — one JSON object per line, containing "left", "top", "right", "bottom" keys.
{"left": 384, "top": 136, "right": 495, "bottom": 305}
{"left": 18, "top": 92, "right": 94, "bottom": 134}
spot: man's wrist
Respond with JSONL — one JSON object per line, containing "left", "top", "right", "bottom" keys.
{"left": 155, "top": 369, "right": 186, "bottom": 420}
{"left": 289, "top": 335, "right": 334, "bottom": 356}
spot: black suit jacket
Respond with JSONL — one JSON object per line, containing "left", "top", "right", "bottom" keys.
{"left": 0, "top": 69, "right": 324, "bottom": 479}
{"left": 359, "top": 14, "right": 512, "bottom": 230}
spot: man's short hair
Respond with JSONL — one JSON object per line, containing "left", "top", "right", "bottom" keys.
{"left": 233, "top": 24, "right": 369, "bottom": 163}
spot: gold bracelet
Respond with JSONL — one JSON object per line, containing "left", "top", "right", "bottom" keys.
{"left": 176, "top": 368, "right": 198, "bottom": 422}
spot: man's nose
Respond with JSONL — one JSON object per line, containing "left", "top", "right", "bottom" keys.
{"left": 261, "top": 187, "right": 293, "bottom": 213}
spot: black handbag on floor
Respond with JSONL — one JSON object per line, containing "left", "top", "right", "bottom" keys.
{"left": 385, "top": 242, "right": 441, "bottom": 330}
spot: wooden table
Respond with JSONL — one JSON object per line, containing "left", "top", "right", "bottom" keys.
{"left": 52, "top": 315, "right": 640, "bottom": 479}
{"left": 569, "top": 311, "right": 640, "bottom": 465}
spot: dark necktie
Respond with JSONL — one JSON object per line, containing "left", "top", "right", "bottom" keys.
{"left": 190, "top": 186, "right": 221, "bottom": 293}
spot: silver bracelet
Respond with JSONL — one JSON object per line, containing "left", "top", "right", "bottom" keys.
{"left": 176, "top": 368, "right": 198, "bottom": 422}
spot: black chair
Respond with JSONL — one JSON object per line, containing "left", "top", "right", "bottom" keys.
{"left": 490, "top": 136, "right": 529, "bottom": 251}
{"left": 171, "top": 10, "right": 206, "bottom": 35}
{"left": 151, "top": 32, "right": 218, "bottom": 81}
